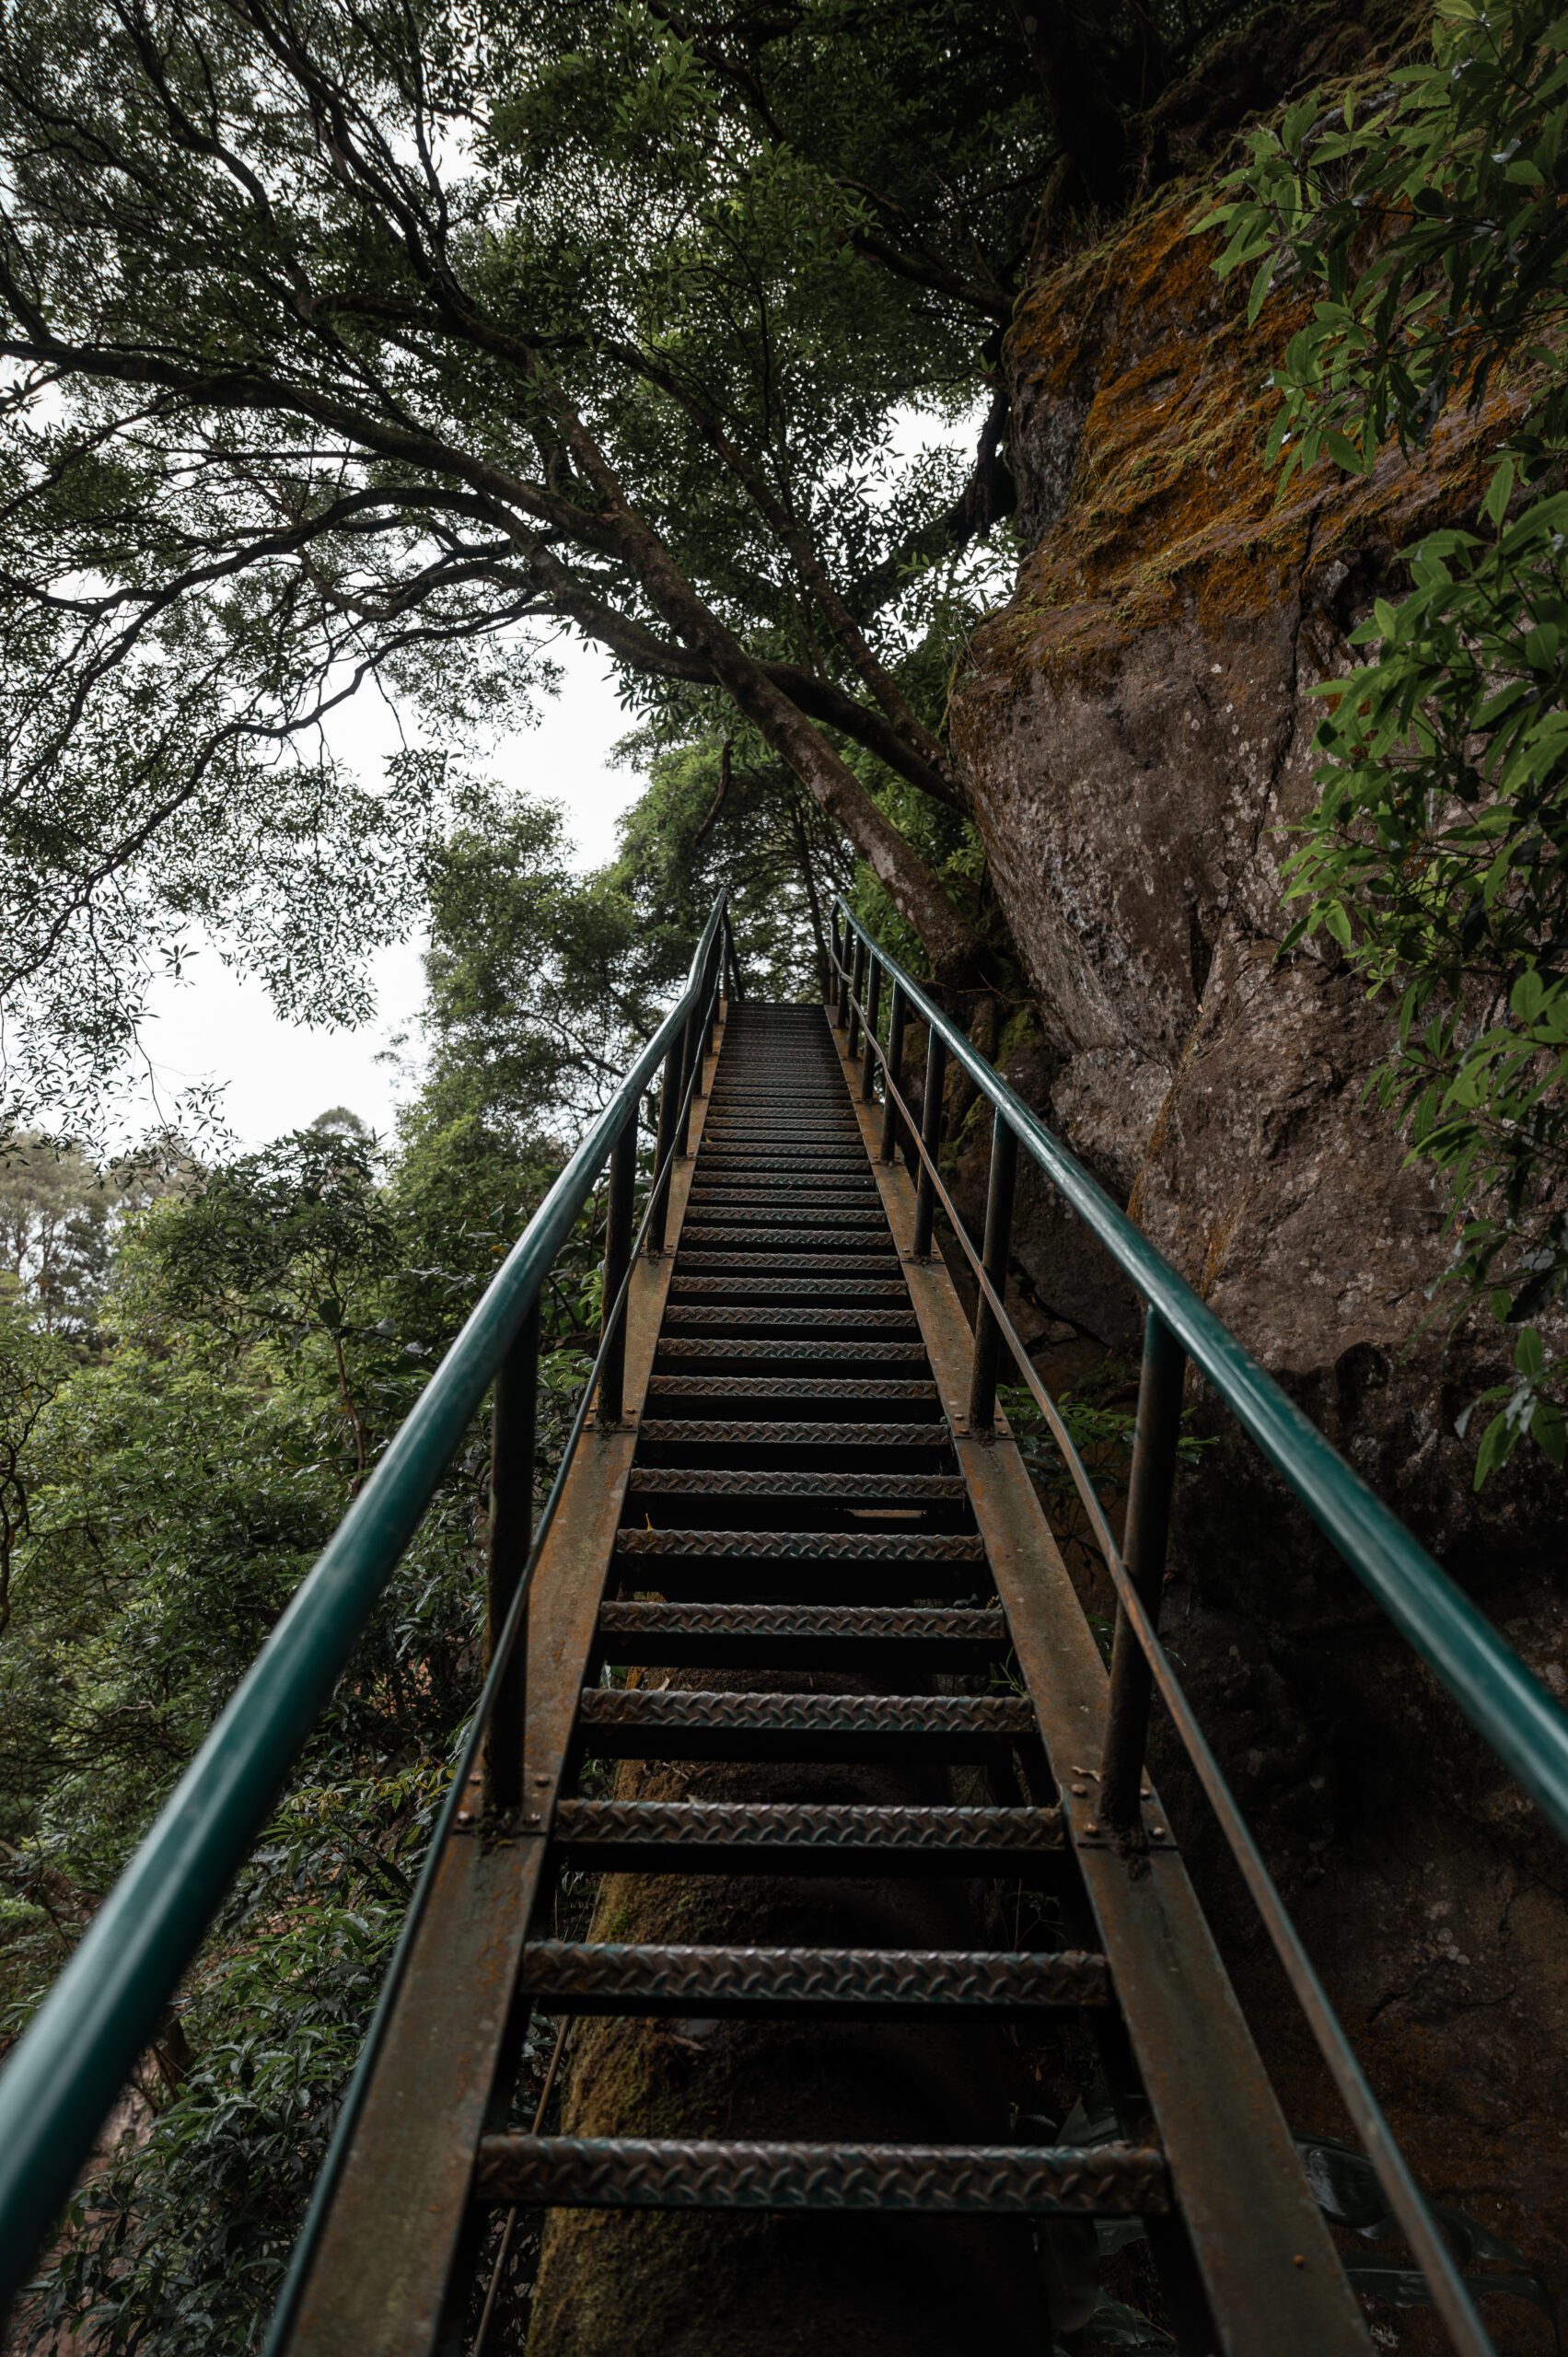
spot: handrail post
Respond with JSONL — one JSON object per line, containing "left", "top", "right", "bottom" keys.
{"left": 879, "top": 981, "right": 906, "bottom": 1164}
{"left": 595, "top": 1107, "right": 638, "bottom": 1427}
{"left": 646, "top": 1038, "right": 680, "bottom": 1256}
{"left": 966, "top": 1108, "right": 1018, "bottom": 1436}
{"left": 846, "top": 932, "right": 867, "bottom": 1060}
{"left": 482, "top": 1300, "right": 540, "bottom": 1817}
{"left": 706, "top": 933, "right": 723, "bottom": 1059}
{"left": 911, "top": 1027, "right": 947, "bottom": 1260}
{"left": 834, "top": 917, "right": 851, "bottom": 1027}
{"left": 859, "top": 953, "right": 882, "bottom": 1101}
{"left": 672, "top": 1001, "right": 700, "bottom": 1157}
{"left": 827, "top": 912, "right": 840, "bottom": 1009}
{"left": 1099, "top": 1310, "right": 1188, "bottom": 1830}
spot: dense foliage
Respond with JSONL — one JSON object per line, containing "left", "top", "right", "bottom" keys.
{"left": 0, "top": 806, "right": 630, "bottom": 2351}
{"left": 0, "top": 0, "right": 1272, "bottom": 1126}
{"left": 1210, "top": 0, "right": 1568, "bottom": 1478}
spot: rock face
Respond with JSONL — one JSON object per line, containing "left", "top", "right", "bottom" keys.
{"left": 949, "top": 185, "right": 1568, "bottom": 2305}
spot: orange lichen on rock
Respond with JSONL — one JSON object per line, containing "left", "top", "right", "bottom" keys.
{"left": 997, "top": 192, "right": 1517, "bottom": 667}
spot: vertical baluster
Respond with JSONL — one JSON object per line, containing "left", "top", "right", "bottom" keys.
{"left": 827, "top": 913, "right": 841, "bottom": 1010}
{"left": 879, "top": 981, "right": 906, "bottom": 1165}
{"left": 595, "top": 1108, "right": 638, "bottom": 1427}
{"left": 911, "top": 1028, "right": 947, "bottom": 1260}
{"left": 672, "top": 996, "right": 701, "bottom": 1158}
{"left": 705, "top": 933, "right": 722, "bottom": 1060}
{"left": 1098, "top": 1310, "right": 1188, "bottom": 1829}
{"left": 846, "top": 934, "right": 867, "bottom": 1060}
{"left": 646, "top": 1038, "right": 681, "bottom": 1256}
{"left": 966, "top": 1108, "right": 1018, "bottom": 1436}
{"left": 482, "top": 1301, "right": 540, "bottom": 1816}
{"left": 835, "top": 917, "right": 852, "bottom": 1027}
{"left": 860, "top": 955, "right": 882, "bottom": 1102}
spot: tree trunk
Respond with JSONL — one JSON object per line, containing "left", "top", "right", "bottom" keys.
{"left": 524, "top": 1667, "right": 1047, "bottom": 2354}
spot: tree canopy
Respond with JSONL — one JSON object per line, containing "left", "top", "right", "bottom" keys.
{"left": 0, "top": 0, "right": 1257, "bottom": 1124}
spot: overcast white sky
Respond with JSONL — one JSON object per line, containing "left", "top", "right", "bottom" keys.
{"left": 121, "top": 406, "right": 988, "bottom": 1152}
{"left": 133, "top": 635, "right": 644, "bottom": 1149}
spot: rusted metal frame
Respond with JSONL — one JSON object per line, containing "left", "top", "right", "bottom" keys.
{"left": 272, "top": 1020, "right": 727, "bottom": 2357}
{"left": 859, "top": 951, "right": 883, "bottom": 1101}
{"left": 879, "top": 981, "right": 907, "bottom": 1164}
{"left": 1099, "top": 1312, "right": 1187, "bottom": 1832}
{"left": 967, "top": 1107, "right": 1018, "bottom": 1439}
{"left": 482, "top": 1300, "right": 541, "bottom": 1817}
{"left": 595, "top": 1108, "right": 638, "bottom": 1427}
{"left": 841, "top": 1023, "right": 1489, "bottom": 2351}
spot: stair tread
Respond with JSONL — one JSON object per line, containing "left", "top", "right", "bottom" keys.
{"left": 578, "top": 1689, "right": 1031, "bottom": 1735}
{"left": 656, "top": 1340, "right": 930, "bottom": 1363}
{"left": 517, "top": 1940, "right": 1108, "bottom": 2009}
{"left": 616, "top": 1527, "right": 984, "bottom": 1559}
{"left": 661, "top": 1308, "right": 920, "bottom": 1330}
{"left": 626, "top": 1468, "right": 964, "bottom": 1499}
{"left": 646, "top": 1376, "right": 938, "bottom": 1398}
{"left": 598, "top": 1601, "right": 1006, "bottom": 1638}
{"left": 637, "top": 1420, "right": 948, "bottom": 1445}
{"left": 552, "top": 1797, "right": 1062, "bottom": 1853}
{"left": 472, "top": 2135, "right": 1167, "bottom": 2214}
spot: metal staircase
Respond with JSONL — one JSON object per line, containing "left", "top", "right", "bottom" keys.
{"left": 5, "top": 900, "right": 1567, "bottom": 2355}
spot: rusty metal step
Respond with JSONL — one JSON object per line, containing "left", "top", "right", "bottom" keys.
{"left": 655, "top": 1339, "right": 930, "bottom": 1364}
{"left": 471, "top": 2136, "right": 1167, "bottom": 2214}
{"left": 676, "top": 1252, "right": 902, "bottom": 1277}
{"left": 669, "top": 1277, "right": 910, "bottom": 1301}
{"left": 660, "top": 1306, "right": 921, "bottom": 1332}
{"left": 615, "top": 1527, "right": 984, "bottom": 1565}
{"left": 625, "top": 1467, "right": 966, "bottom": 1504}
{"left": 575, "top": 1686, "right": 1032, "bottom": 1763}
{"left": 636, "top": 1418, "right": 950, "bottom": 1450}
{"left": 517, "top": 1940, "right": 1109, "bottom": 2015}
{"left": 684, "top": 1202, "right": 886, "bottom": 1225}
{"left": 681, "top": 1175, "right": 880, "bottom": 1197}
{"left": 645, "top": 1375, "right": 939, "bottom": 1406}
{"left": 680, "top": 1237, "right": 899, "bottom": 1261}
{"left": 550, "top": 1797, "right": 1063, "bottom": 1875}
{"left": 594, "top": 1599, "right": 1009, "bottom": 1670}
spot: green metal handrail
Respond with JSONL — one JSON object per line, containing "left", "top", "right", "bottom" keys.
{"left": 834, "top": 897, "right": 1568, "bottom": 1841}
{"left": 833, "top": 896, "right": 1568, "bottom": 2356}
{"left": 0, "top": 893, "right": 729, "bottom": 2319}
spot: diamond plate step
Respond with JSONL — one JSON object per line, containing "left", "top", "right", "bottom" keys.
{"left": 616, "top": 1527, "right": 984, "bottom": 1562}
{"left": 676, "top": 1252, "right": 901, "bottom": 1277}
{"left": 471, "top": 2136, "right": 1167, "bottom": 2213}
{"left": 680, "top": 1238, "right": 899, "bottom": 1264}
{"left": 646, "top": 1376, "right": 939, "bottom": 1401}
{"left": 517, "top": 1941, "right": 1109, "bottom": 2015}
{"left": 636, "top": 1419, "right": 950, "bottom": 1447}
{"left": 683, "top": 1207, "right": 889, "bottom": 1229}
{"left": 595, "top": 1599, "right": 1009, "bottom": 1669}
{"left": 669, "top": 1277, "right": 909, "bottom": 1301}
{"left": 625, "top": 1468, "right": 965, "bottom": 1502}
{"left": 575, "top": 1686, "right": 1032, "bottom": 1762}
{"left": 550, "top": 1797, "right": 1063, "bottom": 1874}
{"left": 660, "top": 1306, "right": 920, "bottom": 1331}
{"left": 655, "top": 1340, "right": 930, "bottom": 1364}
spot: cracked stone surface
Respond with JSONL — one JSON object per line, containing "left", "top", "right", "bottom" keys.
{"left": 949, "top": 182, "right": 1568, "bottom": 2312}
